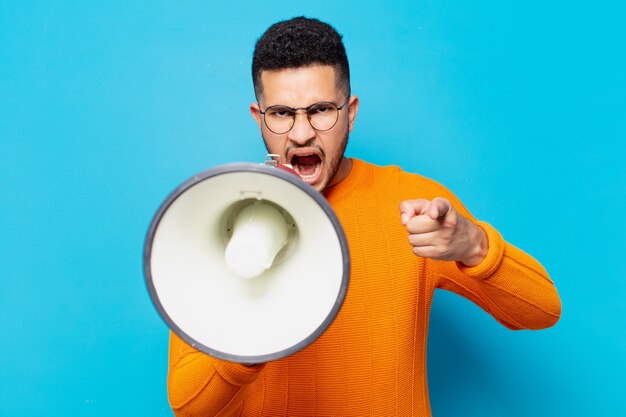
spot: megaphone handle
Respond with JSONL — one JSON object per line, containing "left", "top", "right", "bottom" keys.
{"left": 264, "top": 154, "right": 281, "bottom": 167}
{"left": 264, "top": 154, "right": 299, "bottom": 178}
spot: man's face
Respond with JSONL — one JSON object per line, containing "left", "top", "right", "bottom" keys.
{"left": 251, "top": 65, "right": 359, "bottom": 192}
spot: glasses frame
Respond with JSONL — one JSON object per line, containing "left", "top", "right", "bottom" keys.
{"left": 258, "top": 96, "right": 351, "bottom": 134}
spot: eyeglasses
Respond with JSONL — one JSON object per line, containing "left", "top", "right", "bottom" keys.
{"left": 258, "top": 96, "right": 351, "bottom": 134}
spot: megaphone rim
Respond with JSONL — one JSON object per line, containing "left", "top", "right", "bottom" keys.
{"left": 143, "top": 162, "right": 350, "bottom": 364}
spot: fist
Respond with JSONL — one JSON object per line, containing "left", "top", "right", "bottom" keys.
{"left": 399, "top": 197, "right": 487, "bottom": 267}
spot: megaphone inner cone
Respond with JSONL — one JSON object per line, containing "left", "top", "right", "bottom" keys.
{"left": 222, "top": 199, "right": 299, "bottom": 278}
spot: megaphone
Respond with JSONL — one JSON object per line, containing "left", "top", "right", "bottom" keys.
{"left": 143, "top": 155, "right": 350, "bottom": 364}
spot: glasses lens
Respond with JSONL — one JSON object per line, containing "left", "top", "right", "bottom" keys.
{"left": 264, "top": 106, "right": 295, "bottom": 134}
{"left": 308, "top": 102, "right": 339, "bottom": 131}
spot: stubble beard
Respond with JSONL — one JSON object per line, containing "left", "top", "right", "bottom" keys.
{"left": 262, "top": 131, "right": 349, "bottom": 193}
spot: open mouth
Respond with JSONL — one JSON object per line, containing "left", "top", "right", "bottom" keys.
{"left": 290, "top": 152, "right": 323, "bottom": 184}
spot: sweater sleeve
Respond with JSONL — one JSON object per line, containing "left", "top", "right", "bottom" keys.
{"left": 167, "top": 331, "right": 265, "bottom": 416}
{"left": 427, "top": 185, "right": 561, "bottom": 330}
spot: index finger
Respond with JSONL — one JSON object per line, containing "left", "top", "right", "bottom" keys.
{"left": 427, "top": 197, "right": 452, "bottom": 220}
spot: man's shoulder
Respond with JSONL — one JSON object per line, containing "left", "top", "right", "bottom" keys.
{"left": 342, "top": 159, "right": 471, "bottom": 217}
{"left": 353, "top": 158, "right": 447, "bottom": 192}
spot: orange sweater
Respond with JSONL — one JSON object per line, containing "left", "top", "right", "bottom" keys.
{"left": 167, "top": 159, "right": 561, "bottom": 416}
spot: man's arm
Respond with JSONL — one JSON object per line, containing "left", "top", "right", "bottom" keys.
{"left": 400, "top": 196, "right": 561, "bottom": 330}
{"left": 167, "top": 331, "right": 265, "bottom": 416}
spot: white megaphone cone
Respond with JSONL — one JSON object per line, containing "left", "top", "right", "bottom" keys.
{"left": 143, "top": 155, "right": 350, "bottom": 364}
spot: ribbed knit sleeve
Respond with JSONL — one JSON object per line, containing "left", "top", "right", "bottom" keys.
{"left": 423, "top": 181, "right": 562, "bottom": 330}
{"left": 167, "top": 331, "right": 265, "bottom": 416}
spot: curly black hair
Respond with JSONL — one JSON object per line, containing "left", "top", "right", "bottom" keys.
{"left": 252, "top": 16, "right": 350, "bottom": 99}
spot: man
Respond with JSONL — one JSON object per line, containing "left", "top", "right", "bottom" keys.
{"left": 167, "top": 17, "right": 561, "bottom": 416}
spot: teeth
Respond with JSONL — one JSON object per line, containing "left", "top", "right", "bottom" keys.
{"left": 295, "top": 162, "right": 321, "bottom": 180}
{"left": 289, "top": 151, "right": 317, "bottom": 160}
{"left": 289, "top": 152, "right": 322, "bottom": 183}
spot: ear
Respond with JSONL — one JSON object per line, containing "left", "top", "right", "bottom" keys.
{"left": 250, "top": 102, "right": 262, "bottom": 130}
{"left": 347, "top": 95, "right": 359, "bottom": 133}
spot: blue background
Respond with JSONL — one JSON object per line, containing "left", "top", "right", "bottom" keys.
{"left": 1, "top": 1, "right": 624, "bottom": 416}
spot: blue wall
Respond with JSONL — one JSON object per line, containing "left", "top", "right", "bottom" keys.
{"left": 1, "top": 1, "right": 624, "bottom": 416}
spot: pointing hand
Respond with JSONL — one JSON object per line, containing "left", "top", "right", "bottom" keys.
{"left": 399, "top": 198, "right": 488, "bottom": 267}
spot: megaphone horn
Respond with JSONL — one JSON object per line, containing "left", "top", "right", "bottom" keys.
{"left": 143, "top": 156, "right": 350, "bottom": 364}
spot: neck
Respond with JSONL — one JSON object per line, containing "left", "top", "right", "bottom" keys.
{"left": 328, "top": 157, "right": 352, "bottom": 188}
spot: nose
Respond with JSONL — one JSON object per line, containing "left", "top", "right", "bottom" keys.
{"left": 287, "top": 110, "right": 316, "bottom": 145}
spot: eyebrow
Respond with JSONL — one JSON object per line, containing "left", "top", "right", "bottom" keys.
{"left": 262, "top": 98, "right": 340, "bottom": 109}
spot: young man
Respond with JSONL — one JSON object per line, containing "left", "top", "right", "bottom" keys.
{"left": 167, "top": 17, "right": 561, "bottom": 416}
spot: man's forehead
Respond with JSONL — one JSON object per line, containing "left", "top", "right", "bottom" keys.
{"left": 258, "top": 65, "right": 342, "bottom": 105}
